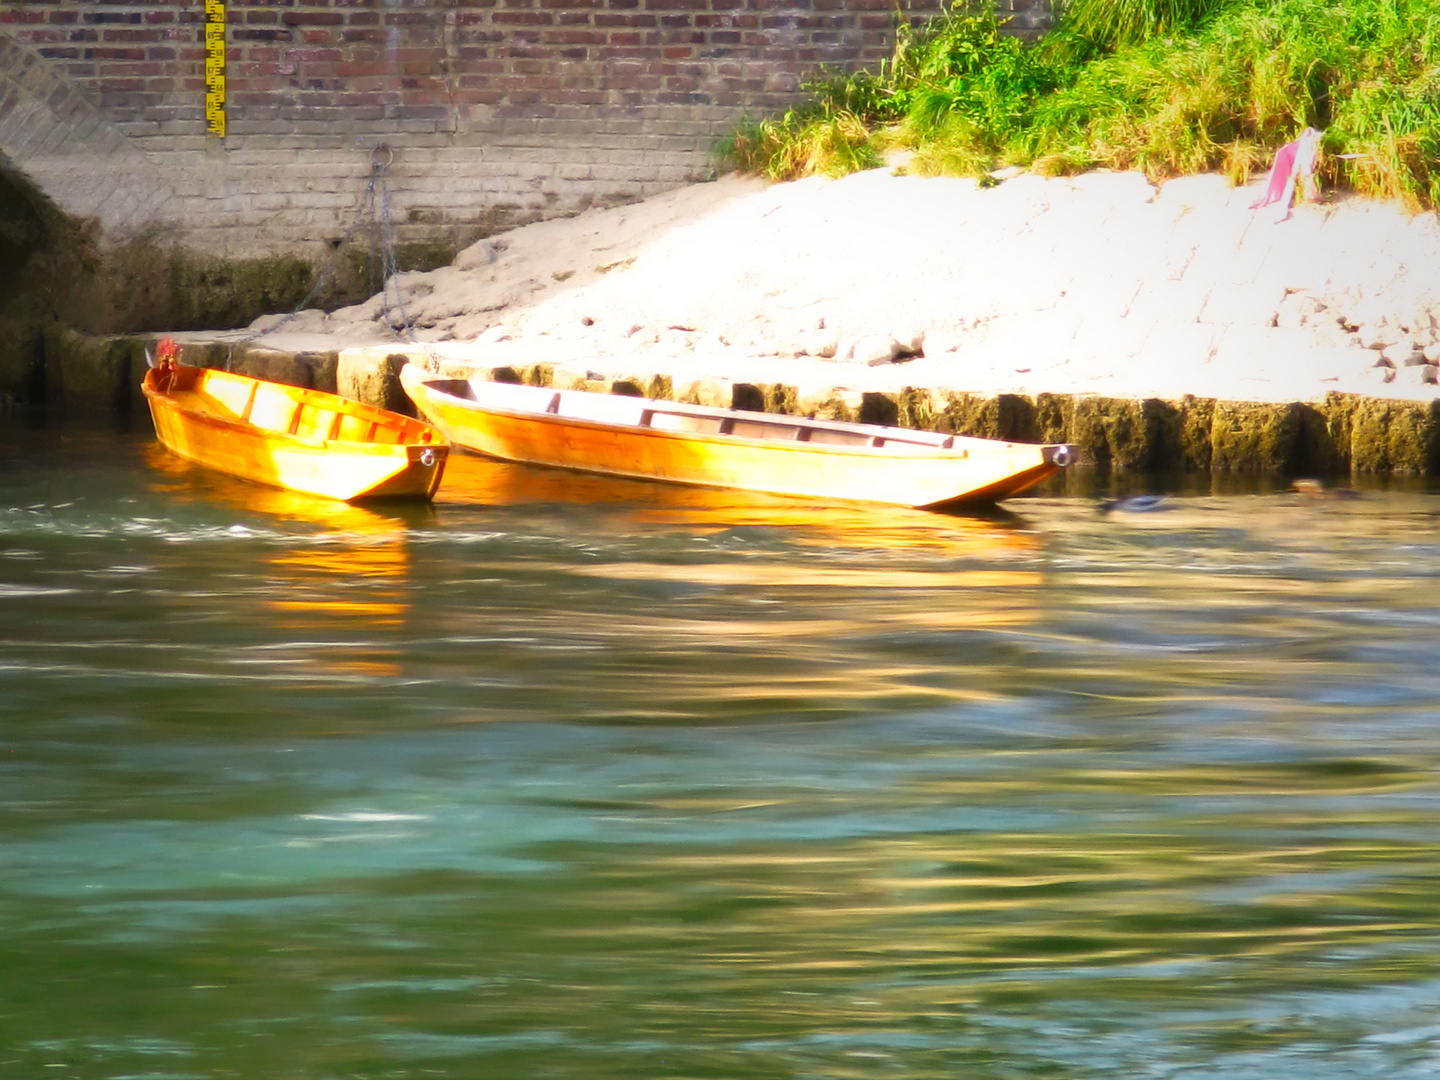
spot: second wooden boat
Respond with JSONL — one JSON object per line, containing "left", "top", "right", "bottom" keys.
{"left": 144, "top": 345, "right": 449, "bottom": 502}
{"left": 400, "top": 365, "right": 1073, "bottom": 509}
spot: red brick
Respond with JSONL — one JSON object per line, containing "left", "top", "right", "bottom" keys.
{"left": 103, "top": 28, "right": 162, "bottom": 42}
{"left": 282, "top": 11, "right": 344, "bottom": 26}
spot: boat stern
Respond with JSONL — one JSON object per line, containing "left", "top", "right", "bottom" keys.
{"left": 355, "top": 442, "right": 451, "bottom": 501}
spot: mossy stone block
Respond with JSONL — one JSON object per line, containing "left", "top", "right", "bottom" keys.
{"left": 0, "top": 319, "right": 44, "bottom": 406}
{"left": 731, "top": 382, "right": 797, "bottom": 414}
{"left": 858, "top": 392, "right": 899, "bottom": 427}
{"left": 338, "top": 352, "right": 412, "bottom": 415}
{"left": 1099, "top": 398, "right": 1150, "bottom": 469}
{"left": 763, "top": 383, "right": 799, "bottom": 414}
{"left": 1068, "top": 397, "right": 1118, "bottom": 467}
{"left": 1321, "top": 393, "right": 1358, "bottom": 473}
{"left": 43, "top": 327, "right": 143, "bottom": 414}
{"left": 646, "top": 374, "right": 673, "bottom": 401}
{"left": 301, "top": 352, "right": 338, "bottom": 394}
{"left": 1032, "top": 393, "right": 1073, "bottom": 446}
{"left": 994, "top": 394, "right": 1040, "bottom": 442}
{"left": 493, "top": 362, "right": 553, "bottom": 387}
{"left": 809, "top": 392, "right": 858, "bottom": 422}
{"left": 227, "top": 347, "right": 337, "bottom": 393}
{"left": 898, "top": 387, "right": 939, "bottom": 432}
{"left": 678, "top": 380, "right": 730, "bottom": 408}
{"left": 1289, "top": 403, "right": 1339, "bottom": 475}
{"left": 936, "top": 391, "right": 1003, "bottom": 439}
{"left": 1345, "top": 397, "right": 1440, "bottom": 474}
{"left": 1139, "top": 398, "right": 1182, "bottom": 470}
{"left": 170, "top": 257, "right": 315, "bottom": 331}
{"left": 177, "top": 340, "right": 233, "bottom": 372}
{"left": 1178, "top": 396, "right": 1216, "bottom": 471}
{"left": 731, "top": 383, "right": 765, "bottom": 412}
{"left": 1209, "top": 401, "right": 1304, "bottom": 472}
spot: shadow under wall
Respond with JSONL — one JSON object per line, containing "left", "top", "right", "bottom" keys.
{"left": 0, "top": 153, "right": 76, "bottom": 407}
{"left": 0, "top": 152, "right": 442, "bottom": 409}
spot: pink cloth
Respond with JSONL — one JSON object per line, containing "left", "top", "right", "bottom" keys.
{"left": 1251, "top": 128, "right": 1322, "bottom": 221}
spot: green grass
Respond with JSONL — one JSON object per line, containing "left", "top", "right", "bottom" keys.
{"left": 722, "top": 0, "right": 1440, "bottom": 210}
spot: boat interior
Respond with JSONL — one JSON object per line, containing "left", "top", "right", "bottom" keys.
{"left": 425, "top": 377, "right": 974, "bottom": 454}
{"left": 168, "top": 368, "right": 440, "bottom": 446}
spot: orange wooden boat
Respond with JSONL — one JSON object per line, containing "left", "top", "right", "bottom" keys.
{"left": 143, "top": 349, "right": 449, "bottom": 502}
{"left": 400, "top": 365, "right": 1073, "bottom": 509}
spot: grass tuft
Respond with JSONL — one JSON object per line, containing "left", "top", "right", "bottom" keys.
{"left": 723, "top": 0, "right": 1440, "bottom": 210}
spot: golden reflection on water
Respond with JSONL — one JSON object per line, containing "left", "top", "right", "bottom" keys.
{"left": 144, "top": 443, "right": 428, "bottom": 533}
{"left": 261, "top": 536, "right": 412, "bottom": 677}
{"left": 146, "top": 444, "right": 415, "bottom": 677}
{"left": 620, "top": 823, "right": 1440, "bottom": 981}
{"left": 436, "top": 451, "right": 1040, "bottom": 555}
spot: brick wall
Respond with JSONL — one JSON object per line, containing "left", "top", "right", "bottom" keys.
{"left": 2, "top": 0, "right": 1053, "bottom": 261}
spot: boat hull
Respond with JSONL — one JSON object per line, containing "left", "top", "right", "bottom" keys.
{"left": 401, "top": 366, "right": 1071, "bottom": 509}
{"left": 144, "top": 364, "right": 449, "bottom": 502}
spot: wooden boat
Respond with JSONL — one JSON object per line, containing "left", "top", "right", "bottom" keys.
{"left": 143, "top": 346, "right": 449, "bottom": 502}
{"left": 399, "top": 365, "right": 1074, "bottom": 509}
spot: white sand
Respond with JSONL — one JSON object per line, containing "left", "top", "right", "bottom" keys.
{"left": 245, "top": 167, "right": 1440, "bottom": 406}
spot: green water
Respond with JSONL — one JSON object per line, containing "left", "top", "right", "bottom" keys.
{"left": 3, "top": 415, "right": 1440, "bottom": 1079}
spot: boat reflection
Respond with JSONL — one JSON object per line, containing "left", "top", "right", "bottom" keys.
{"left": 145, "top": 443, "right": 432, "bottom": 534}
{"left": 436, "top": 451, "right": 1042, "bottom": 557}
{"left": 147, "top": 444, "right": 414, "bottom": 678}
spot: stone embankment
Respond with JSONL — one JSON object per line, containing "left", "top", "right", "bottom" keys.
{"left": 38, "top": 169, "right": 1440, "bottom": 475}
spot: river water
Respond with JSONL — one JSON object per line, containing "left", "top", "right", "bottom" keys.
{"left": 3, "top": 413, "right": 1440, "bottom": 1080}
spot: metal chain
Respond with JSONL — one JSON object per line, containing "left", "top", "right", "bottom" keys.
{"left": 377, "top": 159, "right": 417, "bottom": 342}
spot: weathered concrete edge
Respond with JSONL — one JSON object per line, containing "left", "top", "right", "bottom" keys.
{"left": 39, "top": 332, "right": 1440, "bottom": 477}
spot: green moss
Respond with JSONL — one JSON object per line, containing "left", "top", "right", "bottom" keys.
{"left": 1208, "top": 401, "right": 1305, "bottom": 472}
{"left": 936, "top": 391, "right": 997, "bottom": 436}
{"left": 168, "top": 257, "right": 314, "bottom": 331}
{"left": 731, "top": 382, "right": 799, "bottom": 413}
{"left": 1102, "top": 398, "right": 1150, "bottom": 469}
{"left": 394, "top": 239, "right": 461, "bottom": 276}
{"left": 1033, "top": 393, "right": 1073, "bottom": 445}
{"left": 994, "top": 394, "right": 1041, "bottom": 442}
{"left": 1178, "top": 396, "right": 1216, "bottom": 471}
{"left": 897, "top": 387, "right": 940, "bottom": 431}
{"left": 1341, "top": 396, "right": 1440, "bottom": 474}
{"left": 810, "top": 392, "right": 859, "bottom": 422}
{"left": 489, "top": 363, "right": 554, "bottom": 388}
{"left": 1322, "top": 392, "right": 1358, "bottom": 472}
{"left": 41, "top": 328, "right": 149, "bottom": 415}
{"left": 931, "top": 391, "right": 1039, "bottom": 441}
{"left": 765, "top": 383, "right": 799, "bottom": 414}
{"left": 1069, "top": 397, "right": 1118, "bottom": 467}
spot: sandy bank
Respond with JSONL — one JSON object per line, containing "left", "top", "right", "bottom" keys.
{"left": 229, "top": 167, "right": 1440, "bottom": 410}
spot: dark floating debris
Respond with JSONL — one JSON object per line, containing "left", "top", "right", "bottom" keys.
{"left": 1291, "top": 479, "right": 1362, "bottom": 500}
{"left": 1097, "top": 494, "right": 1169, "bottom": 514}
